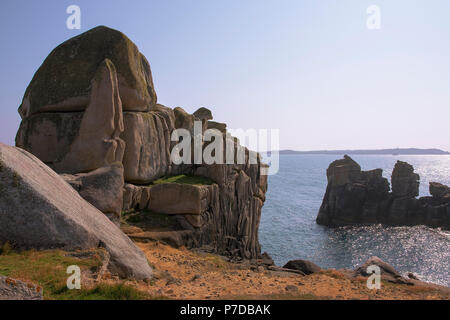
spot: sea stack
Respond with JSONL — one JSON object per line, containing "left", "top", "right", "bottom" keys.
{"left": 317, "top": 155, "right": 450, "bottom": 229}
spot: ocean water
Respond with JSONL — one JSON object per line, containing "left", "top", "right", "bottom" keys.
{"left": 259, "top": 154, "right": 450, "bottom": 287}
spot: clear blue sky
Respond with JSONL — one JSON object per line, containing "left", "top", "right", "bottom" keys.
{"left": 1, "top": 0, "right": 449, "bottom": 151}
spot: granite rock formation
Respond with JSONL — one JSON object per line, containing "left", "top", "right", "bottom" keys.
{"left": 317, "top": 155, "right": 449, "bottom": 229}
{"left": 0, "top": 143, "right": 152, "bottom": 280}
{"left": 18, "top": 26, "right": 156, "bottom": 118}
{"left": 14, "top": 26, "right": 268, "bottom": 260}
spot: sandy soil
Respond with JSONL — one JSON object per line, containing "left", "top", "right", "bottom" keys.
{"left": 115, "top": 242, "right": 450, "bottom": 300}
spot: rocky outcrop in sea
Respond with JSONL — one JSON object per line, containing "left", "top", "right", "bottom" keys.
{"left": 316, "top": 155, "right": 449, "bottom": 229}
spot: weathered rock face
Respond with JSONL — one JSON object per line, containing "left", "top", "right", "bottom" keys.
{"left": 316, "top": 155, "right": 390, "bottom": 226}
{"left": 430, "top": 182, "right": 450, "bottom": 199}
{"left": 0, "top": 276, "right": 43, "bottom": 300}
{"left": 391, "top": 161, "right": 419, "bottom": 198}
{"left": 16, "top": 58, "right": 125, "bottom": 174}
{"left": 207, "top": 121, "right": 227, "bottom": 133}
{"left": 0, "top": 143, "right": 152, "bottom": 280}
{"left": 317, "top": 156, "right": 449, "bottom": 229}
{"left": 18, "top": 26, "right": 156, "bottom": 118}
{"left": 121, "top": 108, "right": 175, "bottom": 183}
{"left": 61, "top": 164, "right": 124, "bottom": 225}
{"left": 14, "top": 26, "right": 268, "bottom": 260}
{"left": 15, "top": 112, "right": 83, "bottom": 165}
{"left": 54, "top": 59, "right": 125, "bottom": 174}
{"left": 148, "top": 184, "right": 210, "bottom": 215}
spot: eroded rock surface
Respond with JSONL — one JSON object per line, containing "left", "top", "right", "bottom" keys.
{"left": 316, "top": 155, "right": 390, "bottom": 226}
{"left": 18, "top": 26, "right": 156, "bottom": 118}
{"left": 0, "top": 143, "right": 152, "bottom": 280}
{"left": 14, "top": 26, "right": 268, "bottom": 261}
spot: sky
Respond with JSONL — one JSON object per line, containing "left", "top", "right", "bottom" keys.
{"left": 0, "top": 0, "right": 449, "bottom": 151}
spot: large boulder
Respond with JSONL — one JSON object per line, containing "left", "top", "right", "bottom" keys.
{"left": 52, "top": 59, "right": 125, "bottom": 174}
{"left": 18, "top": 26, "right": 156, "bottom": 118}
{"left": 148, "top": 183, "right": 210, "bottom": 215}
{"left": 174, "top": 107, "right": 196, "bottom": 132}
{"left": 391, "top": 161, "right": 420, "bottom": 198}
{"left": 61, "top": 164, "right": 124, "bottom": 225}
{"left": 121, "top": 110, "right": 174, "bottom": 183}
{"left": 429, "top": 182, "right": 450, "bottom": 199}
{"left": 283, "top": 260, "right": 321, "bottom": 275}
{"left": 16, "top": 59, "right": 125, "bottom": 174}
{"left": 0, "top": 143, "right": 152, "bottom": 280}
{"left": 354, "top": 256, "right": 411, "bottom": 284}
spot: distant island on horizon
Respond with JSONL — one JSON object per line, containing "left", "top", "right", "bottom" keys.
{"left": 271, "top": 148, "right": 450, "bottom": 155}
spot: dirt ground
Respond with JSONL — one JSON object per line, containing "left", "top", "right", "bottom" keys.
{"left": 112, "top": 241, "right": 450, "bottom": 300}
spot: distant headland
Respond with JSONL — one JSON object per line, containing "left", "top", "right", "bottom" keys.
{"left": 275, "top": 148, "right": 450, "bottom": 155}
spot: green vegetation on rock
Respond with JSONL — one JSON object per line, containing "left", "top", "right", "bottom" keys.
{"left": 150, "top": 174, "right": 215, "bottom": 186}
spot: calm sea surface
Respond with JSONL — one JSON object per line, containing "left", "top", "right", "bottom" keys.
{"left": 259, "top": 154, "right": 450, "bottom": 286}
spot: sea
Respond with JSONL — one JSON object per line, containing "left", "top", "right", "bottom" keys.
{"left": 259, "top": 154, "right": 450, "bottom": 287}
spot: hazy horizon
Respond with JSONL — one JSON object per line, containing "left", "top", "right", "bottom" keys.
{"left": 1, "top": 1, "right": 449, "bottom": 151}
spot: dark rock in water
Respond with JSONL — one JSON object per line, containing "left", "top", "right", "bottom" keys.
{"left": 283, "top": 259, "right": 321, "bottom": 275}
{"left": 354, "top": 256, "right": 412, "bottom": 285}
{"left": 316, "top": 155, "right": 390, "bottom": 226}
{"left": 317, "top": 155, "right": 449, "bottom": 229}
{"left": 429, "top": 182, "right": 450, "bottom": 199}
{"left": 0, "top": 276, "right": 43, "bottom": 300}
{"left": 391, "top": 161, "right": 419, "bottom": 198}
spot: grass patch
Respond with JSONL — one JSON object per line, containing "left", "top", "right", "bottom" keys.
{"left": 0, "top": 248, "right": 158, "bottom": 300}
{"left": 54, "top": 283, "right": 152, "bottom": 300}
{"left": 0, "top": 248, "right": 163, "bottom": 300}
{"left": 150, "top": 174, "right": 215, "bottom": 186}
{"left": 0, "top": 249, "right": 103, "bottom": 299}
